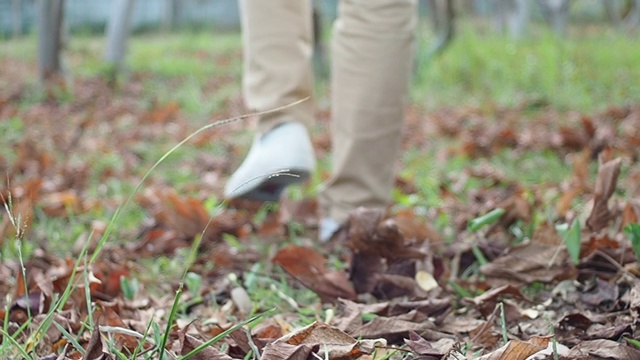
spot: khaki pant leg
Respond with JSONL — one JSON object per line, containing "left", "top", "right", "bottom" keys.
{"left": 239, "top": 0, "right": 315, "bottom": 133}
{"left": 319, "top": 0, "right": 417, "bottom": 223}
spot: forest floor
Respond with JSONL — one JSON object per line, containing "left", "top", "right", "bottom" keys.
{"left": 1, "top": 27, "right": 640, "bottom": 359}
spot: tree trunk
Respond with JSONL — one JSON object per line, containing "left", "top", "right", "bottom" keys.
{"left": 37, "top": 0, "right": 65, "bottom": 83}
{"left": 607, "top": 0, "right": 640, "bottom": 31}
{"left": 162, "top": 0, "right": 177, "bottom": 31}
{"left": 312, "top": 5, "right": 328, "bottom": 79}
{"left": 105, "top": 0, "right": 136, "bottom": 70}
{"left": 426, "top": 0, "right": 455, "bottom": 56}
{"left": 626, "top": 0, "right": 640, "bottom": 30}
{"left": 12, "top": 0, "right": 22, "bottom": 37}
{"left": 536, "top": 0, "right": 572, "bottom": 36}
{"left": 492, "top": 0, "right": 529, "bottom": 39}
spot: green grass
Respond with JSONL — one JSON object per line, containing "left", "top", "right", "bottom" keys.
{"left": 413, "top": 26, "right": 640, "bottom": 111}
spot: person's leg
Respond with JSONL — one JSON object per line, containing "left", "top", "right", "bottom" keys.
{"left": 319, "top": 0, "right": 417, "bottom": 237}
{"left": 226, "top": 1, "right": 316, "bottom": 201}
{"left": 238, "top": 0, "right": 315, "bottom": 132}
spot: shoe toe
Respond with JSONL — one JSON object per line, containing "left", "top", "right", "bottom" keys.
{"left": 224, "top": 122, "right": 315, "bottom": 201}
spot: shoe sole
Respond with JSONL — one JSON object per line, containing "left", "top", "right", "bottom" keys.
{"left": 237, "top": 169, "right": 310, "bottom": 202}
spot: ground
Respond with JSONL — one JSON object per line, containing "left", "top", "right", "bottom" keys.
{"left": 1, "top": 25, "right": 640, "bottom": 359}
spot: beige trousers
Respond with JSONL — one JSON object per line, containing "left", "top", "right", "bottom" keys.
{"left": 239, "top": 0, "right": 417, "bottom": 223}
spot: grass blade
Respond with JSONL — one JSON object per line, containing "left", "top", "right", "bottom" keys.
{"left": 179, "top": 308, "right": 275, "bottom": 360}
{"left": 468, "top": 208, "right": 505, "bottom": 232}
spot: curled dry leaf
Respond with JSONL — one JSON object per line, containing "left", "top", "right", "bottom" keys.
{"left": 82, "top": 325, "right": 107, "bottom": 360}
{"left": 346, "top": 207, "right": 431, "bottom": 298}
{"left": 586, "top": 150, "right": 622, "bottom": 232}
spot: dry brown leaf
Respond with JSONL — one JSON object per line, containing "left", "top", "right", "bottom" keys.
{"left": 252, "top": 319, "right": 284, "bottom": 342}
{"left": 262, "top": 321, "right": 385, "bottom": 360}
{"left": 558, "top": 125, "right": 589, "bottom": 151}
{"left": 94, "top": 304, "right": 139, "bottom": 351}
{"left": 476, "top": 338, "right": 548, "bottom": 360}
{"left": 178, "top": 325, "right": 236, "bottom": 360}
{"left": 82, "top": 325, "right": 107, "bottom": 360}
{"left": 40, "top": 190, "right": 83, "bottom": 217}
{"left": 480, "top": 242, "right": 576, "bottom": 286}
{"left": 496, "top": 189, "right": 532, "bottom": 228}
{"left": 403, "top": 331, "right": 443, "bottom": 359}
{"left": 393, "top": 208, "right": 442, "bottom": 244}
{"left": 586, "top": 150, "right": 622, "bottom": 232}
{"left": 261, "top": 342, "right": 315, "bottom": 360}
{"left": 273, "top": 245, "right": 356, "bottom": 302}
{"left": 566, "top": 339, "right": 640, "bottom": 359}
{"left": 352, "top": 316, "right": 450, "bottom": 343}
{"left": 346, "top": 207, "right": 430, "bottom": 298}
{"left": 137, "top": 187, "right": 209, "bottom": 238}
{"left": 469, "top": 284, "right": 525, "bottom": 318}
{"left": 142, "top": 101, "right": 180, "bottom": 124}
{"left": 334, "top": 299, "right": 389, "bottom": 333}
{"left": 622, "top": 199, "right": 640, "bottom": 228}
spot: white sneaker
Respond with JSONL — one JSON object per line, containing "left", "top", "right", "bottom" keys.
{"left": 224, "top": 122, "right": 316, "bottom": 201}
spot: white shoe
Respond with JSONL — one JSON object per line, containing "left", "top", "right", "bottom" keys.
{"left": 224, "top": 122, "right": 316, "bottom": 201}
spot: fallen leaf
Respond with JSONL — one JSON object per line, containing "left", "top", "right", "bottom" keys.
{"left": 403, "top": 331, "right": 443, "bottom": 359}
{"left": 468, "top": 284, "right": 525, "bottom": 319}
{"left": 480, "top": 242, "right": 576, "bottom": 286}
{"left": 178, "top": 325, "right": 236, "bottom": 360}
{"left": 352, "top": 316, "right": 450, "bottom": 343}
{"left": 40, "top": 190, "right": 83, "bottom": 217}
{"left": 415, "top": 270, "right": 439, "bottom": 292}
{"left": 82, "top": 325, "right": 106, "bottom": 360}
{"left": 565, "top": 339, "right": 640, "bottom": 359}
{"left": 273, "top": 245, "right": 356, "bottom": 302}
{"left": 262, "top": 321, "right": 385, "bottom": 360}
{"left": 580, "top": 277, "right": 618, "bottom": 310}
{"left": 586, "top": 150, "right": 622, "bottom": 232}
{"left": 476, "top": 338, "right": 548, "bottom": 360}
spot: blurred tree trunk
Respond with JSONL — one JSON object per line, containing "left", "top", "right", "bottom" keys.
{"left": 492, "top": 0, "right": 529, "bottom": 39}
{"left": 162, "top": 0, "right": 177, "bottom": 31}
{"left": 37, "top": 0, "right": 65, "bottom": 83}
{"left": 627, "top": 0, "right": 640, "bottom": 30}
{"left": 312, "top": 5, "right": 328, "bottom": 79}
{"left": 12, "top": 0, "right": 22, "bottom": 37}
{"left": 105, "top": 0, "right": 135, "bottom": 74}
{"left": 426, "top": 0, "right": 455, "bottom": 56}
{"left": 605, "top": 0, "right": 640, "bottom": 31}
{"left": 536, "top": 0, "right": 572, "bottom": 36}
{"left": 413, "top": 0, "right": 455, "bottom": 76}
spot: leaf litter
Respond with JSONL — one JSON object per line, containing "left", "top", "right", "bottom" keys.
{"left": 2, "top": 53, "right": 640, "bottom": 359}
